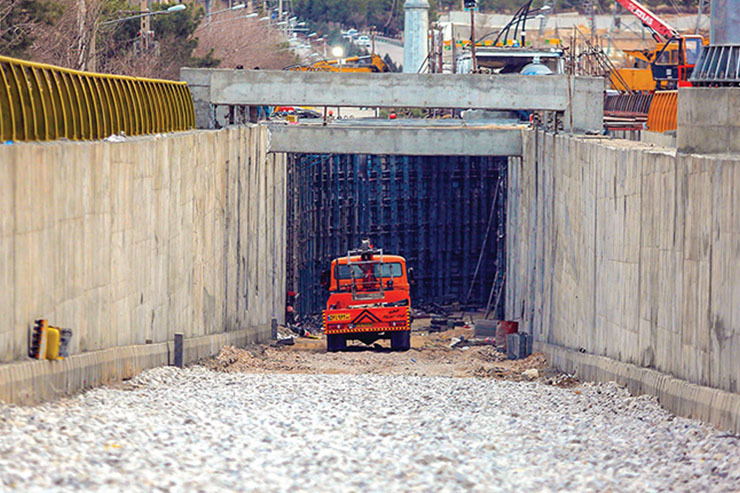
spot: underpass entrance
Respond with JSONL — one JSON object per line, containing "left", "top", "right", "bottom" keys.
{"left": 286, "top": 153, "right": 507, "bottom": 317}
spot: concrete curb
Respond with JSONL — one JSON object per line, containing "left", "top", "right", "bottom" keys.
{"left": 537, "top": 341, "right": 740, "bottom": 433}
{"left": 0, "top": 327, "right": 270, "bottom": 405}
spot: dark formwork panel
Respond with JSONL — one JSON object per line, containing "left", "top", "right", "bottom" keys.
{"left": 287, "top": 154, "right": 507, "bottom": 316}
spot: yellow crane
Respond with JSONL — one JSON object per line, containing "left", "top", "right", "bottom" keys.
{"left": 285, "top": 54, "right": 389, "bottom": 73}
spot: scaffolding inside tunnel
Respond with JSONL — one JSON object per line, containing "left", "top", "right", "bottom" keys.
{"left": 286, "top": 153, "right": 507, "bottom": 317}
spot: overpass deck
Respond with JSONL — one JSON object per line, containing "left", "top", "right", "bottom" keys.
{"left": 267, "top": 120, "right": 524, "bottom": 156}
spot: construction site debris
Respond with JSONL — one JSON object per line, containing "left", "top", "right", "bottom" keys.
{"left": 545, "top": 373, "right": 580, "bottom": 388}
{"left": 206, "top": 325, "right": 538, "bottom": 381}
{"left": 473, "top": 319, "right": 498, "bottom": 338}
{"left": 506, "top": 332, "right": 533, "bottom": 360}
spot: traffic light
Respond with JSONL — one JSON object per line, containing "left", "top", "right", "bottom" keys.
{"left": 464, "top": 0, "right": 477, "bottom": 8}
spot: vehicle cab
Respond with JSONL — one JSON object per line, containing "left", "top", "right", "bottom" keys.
{"left": 322, "top": 240, "right": 413, "bottom": 352}
{"left": 327, "top": 252, "right": 410, "bottom": 310}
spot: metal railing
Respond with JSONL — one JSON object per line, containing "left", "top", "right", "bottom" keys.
{"left": 374, "top": 35, "right": 403, "bottom": 47}
{"left": 0, "top": 55, "right": 195, "bottom": 142}
{"left": 691, "top": 45, "right": 740, "bottom": 86}
{"left": 646, "top": 90, "right": 678, "bottom": 133}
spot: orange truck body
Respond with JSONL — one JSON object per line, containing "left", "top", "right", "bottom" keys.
{"left": 323, "top": 250, "right": 412, "bottom": 351}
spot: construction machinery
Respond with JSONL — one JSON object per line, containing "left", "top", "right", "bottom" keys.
{"left": 285, "top": 54, "right": 389, "bottom": 73}
{"left": 611, "top": 0, "right": 705, "bottom": 90}
{"left": 323, "top": 240, "right": 412, "bottom": 352}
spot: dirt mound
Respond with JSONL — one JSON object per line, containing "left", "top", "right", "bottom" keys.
{"left": 203, "top": 325, "right": 555, "bottom": 382}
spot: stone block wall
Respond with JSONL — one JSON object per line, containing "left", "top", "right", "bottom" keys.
{"left": 507, "top": 130, "right": 740, "bottom": 394}
{"left": 0, "top": 126, "right": 286, "bottom": 363}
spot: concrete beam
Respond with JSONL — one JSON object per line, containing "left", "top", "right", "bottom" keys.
{"left": 182, "top": 69, "right": 594, "bottom": 111}
{"left": 267, "top": 124, "right": 524, "bottom": 156}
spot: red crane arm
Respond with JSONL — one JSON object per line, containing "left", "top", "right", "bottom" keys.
{"left": 615, "top": 0, "right": 680, "bottom": 41}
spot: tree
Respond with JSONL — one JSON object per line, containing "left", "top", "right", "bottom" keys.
{"left": 192, "top": 10, "right": 297, "bottom": 70}
{"left": 0, "top": 0, "right": 63, "bottom": 57}
{"left": 26, "top": 0, "right": 218, "bottom": 79}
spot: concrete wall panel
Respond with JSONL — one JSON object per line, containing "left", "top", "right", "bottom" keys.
{"left": 508, "top": 129, "right": 740, "bottom": 397}
{"left": 0, "top": 127, "right": 285, "bottom": 364}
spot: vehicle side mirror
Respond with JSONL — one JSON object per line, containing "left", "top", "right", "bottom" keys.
{"left": 320, "top": 269, "right": 330, "bottom": 290}
{"left": 407, "top": 267, "right": 415, "bottom": 284}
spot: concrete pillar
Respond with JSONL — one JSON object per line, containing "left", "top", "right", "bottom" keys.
{"left": 710, "top": 0, "right": 740, "bottom": 44}
{"left": 403, "top": 0, "right": 429, "bottom": 74}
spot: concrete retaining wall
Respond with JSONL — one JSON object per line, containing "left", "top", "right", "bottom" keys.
{"left": 0, "top": 127, "right": 286, "bottom": 378}
{"left": 0, "top": 327, "right": 266, "bottom": 404}
{"left": 678, "top": 88, "right": 740, "bottom": 154}
{"left": 507, "top": 129, "right": 740, "bottom": 430}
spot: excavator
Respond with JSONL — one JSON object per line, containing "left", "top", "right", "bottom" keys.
{"left": 610, "top": 0, "right": 705, "bottom": 91}
{"left": 285, "top": 54, "right": 390, "bottom": 73}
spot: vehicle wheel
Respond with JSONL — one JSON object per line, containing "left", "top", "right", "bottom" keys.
{"left": 326, "top": 334, "right": 346, "bottom": 352}
{"left": 390, "top": 330, "right": 410, "bottom": 351}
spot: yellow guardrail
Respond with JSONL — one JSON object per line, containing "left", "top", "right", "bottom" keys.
{"left": 0, "top": 55, "right": 195, "bottom": 142}
{"left": 646, "top": 90, "right": 678, "bottom": 133}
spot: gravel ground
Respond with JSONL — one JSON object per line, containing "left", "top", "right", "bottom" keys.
{"left": 2, "top": 366, "right": 739, "bottom": 492}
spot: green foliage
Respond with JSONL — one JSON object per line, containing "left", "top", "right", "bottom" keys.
{"left": 0, "top": 0, "right": 64, "bottom": 57}
{"left": 293, "top": 0, "right": 404, "bottom": 35}
{"left": 190, "top": 47, "right": 220, "bottom": 68}
{"left": 97, "top": 1, "right": 219, "bottom": 71}
{"left": 292, "top": 0, "right": 702, "bottom": 35}
{"left": 151, "top": 2, "right": 209, "bottom": 66}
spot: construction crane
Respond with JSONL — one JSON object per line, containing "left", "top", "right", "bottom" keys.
{"left": 613, "top": 0, "right": 704, "bottom": 88}
{"left": 285, "top": 54, "right": 390, "bottom": 73}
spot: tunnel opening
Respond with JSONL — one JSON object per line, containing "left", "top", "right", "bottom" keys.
{"left": 286, "top": 153, "right": 507, "bottom": 318}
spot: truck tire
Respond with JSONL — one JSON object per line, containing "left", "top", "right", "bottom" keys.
{"left": 327, "top": 334, "right": 346, "bottom": 352}
{"left": 390, "top": 330, "right": 410, "bottom": 351}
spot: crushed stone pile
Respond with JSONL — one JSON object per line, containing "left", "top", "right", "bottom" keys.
{"left": 1, "top": 368, "right": 739, "bottom": 492}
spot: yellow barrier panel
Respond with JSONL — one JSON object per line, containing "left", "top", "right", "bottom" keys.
{"left": 646, "top": 90, "right": 678, "bottom": 133}
{"left": 0, "top": 55, "right": 194, "bottom": 142}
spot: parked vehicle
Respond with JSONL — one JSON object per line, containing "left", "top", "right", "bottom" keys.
{"left": 323, "top": 240, "right": 413, "bottom": 352}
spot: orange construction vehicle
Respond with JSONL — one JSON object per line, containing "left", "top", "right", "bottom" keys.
{"left": 323, "top": 240, "right": 412, "bottom": 352}
{"left": 611, "top": 0, "right": 704, "bottom": 90}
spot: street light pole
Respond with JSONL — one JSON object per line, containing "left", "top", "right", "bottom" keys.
{"left": 93, "top": 4, "right": 187, "bottom": 69}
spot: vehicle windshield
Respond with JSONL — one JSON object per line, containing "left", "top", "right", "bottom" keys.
{"left": 655, "top": 42, "right": 679, "bottom": 65}
{"left": 336, "top": 262, "right": 403, "bottom": 280}
{"left": 685, "top": 38, "right": 702, "bottom": 65}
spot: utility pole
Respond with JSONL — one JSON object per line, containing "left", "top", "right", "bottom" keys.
{"left": 470, "top": 8, "right": 475, "bottom": 71}
{"left": 465, "top": 0, "right": 477, "bottom": 72}
{"left": 140, "top": 0, "right": 151, "bottom": 52}
{"left": 606, "top": 2, "right": 617, "bottom": 56}
{"left": 437, "top": 27, "right": 443, "bottom": 73}
{"left": 695, "top": 0, "right": 706, "bottom": 34}
{"left": 589, "top": 0, "right": 596, "bottom": 47}
{"left": 451, "top": 34, "right": 457, "bottom": 73}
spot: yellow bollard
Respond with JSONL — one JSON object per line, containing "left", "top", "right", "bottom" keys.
{"left": 46, "top": 326, "right": 60, "bottom": 360}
